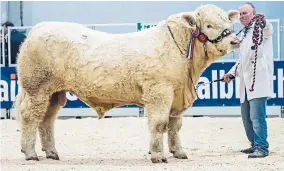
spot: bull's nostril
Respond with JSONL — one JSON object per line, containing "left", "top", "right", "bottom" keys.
{"left": 230, "top": 41, "right": 239, "bottom": 45}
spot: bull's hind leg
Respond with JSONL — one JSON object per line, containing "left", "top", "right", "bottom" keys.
{"left": 168, "top": 116, "right": 188, "bottom": 159}
{"left": 144, "top": 84, "right": 174, "bottom": 163}
{"left": 39, "top": 91, "right": 65, "bottom": 160}
{"left": 20, "top": 93, "right": 49, "bottom": 161}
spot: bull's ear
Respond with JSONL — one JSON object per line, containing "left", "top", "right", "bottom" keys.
{"left": 181, "top": 13, "right": 196, "bottom": 29}
{"left": 228, "top": 10, "right": 240, "bottom": 23}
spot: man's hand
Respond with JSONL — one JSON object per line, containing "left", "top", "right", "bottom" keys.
{"left": 222, "top": 74, "right": 234, "bottom": 83}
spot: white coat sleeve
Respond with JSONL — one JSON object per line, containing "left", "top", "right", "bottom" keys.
{"left": 263, "top": 20, "right": 273, "bottom": 38}
{"left": 262, "top": 20, "right": 274, "bottom": 76}
{"left": 265, "top": 37, "right": 274, "bottom": 83}
{"left": 227, "top": 59, "right": 240, "bottom": 77}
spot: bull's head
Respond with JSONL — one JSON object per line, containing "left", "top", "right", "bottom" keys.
{"left": 180, "top": 4, "right": 240, "bottom": 59}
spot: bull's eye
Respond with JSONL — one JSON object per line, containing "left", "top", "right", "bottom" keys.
{"left": 207, "top": 25, "right": 213, "bottom": 29}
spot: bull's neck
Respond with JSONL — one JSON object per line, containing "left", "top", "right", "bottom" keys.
{"left": 166, "top": 21, "right": 210, "bottom": 86}
{"left": 166, "top": 23, "right": 192, "bottom": 57}
{"left": 187, "top": 40, "right": 210, "bottom": 86}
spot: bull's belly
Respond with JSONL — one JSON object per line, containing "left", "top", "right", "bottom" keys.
{"left": 68, "top": 80, "right": 143, "bottom": 106}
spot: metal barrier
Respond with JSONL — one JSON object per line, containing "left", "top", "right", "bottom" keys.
{"left": 1, "top": 27, "right": 5, "bottom": 67}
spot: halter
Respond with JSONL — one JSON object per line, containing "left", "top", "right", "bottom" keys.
{"left": 208, "top": 29, "right": 234, "bottom": 44}
{"left": 167, "top": 23, "right": 234, "bottom": 97}
{"left": 167, "top": 24, "right": 234, "bottom": 59}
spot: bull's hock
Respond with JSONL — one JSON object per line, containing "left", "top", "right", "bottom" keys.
{"left": 15, "top": 4, "right": 241, "bottom": 163}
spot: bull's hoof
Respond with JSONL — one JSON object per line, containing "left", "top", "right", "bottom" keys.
{"left": 174, "top": 155, "right": 188, "bottom": 159}
{"left": 151, "top": 157, "right": 168, "bottom": 163}
{"left": 173, "top": 152, "right": 188, "bottom": 159}
{"left": 162, "top": 157, "right": 168, "bottom": 163}
{"left": 26, "top": 156, "right": 39, "bottom": 161}
{"left": 22, "top": 149, "right": 39, "bottom": 161}
{"left": 46, "top": 151, "right": 60, "bottom": 160}
{"left": 148, "top": 151, "right": 151, "bottom": 154}
{"left": 47, "top": 154, "right": 59, "bottom": 160}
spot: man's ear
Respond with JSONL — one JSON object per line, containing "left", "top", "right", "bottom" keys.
{"left": 228, "top": 10, "right": 240, "bottom": 23}
{"left": 181, "top": 13, "right": 196, "bottom": 29}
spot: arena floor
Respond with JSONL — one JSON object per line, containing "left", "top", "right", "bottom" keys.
{"left": 1, "top": 117, "right": 284, "bottom": 171}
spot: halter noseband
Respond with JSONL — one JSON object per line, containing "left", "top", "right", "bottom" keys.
{"left": 186, "top": 26, "right": 234, "bottom": 60}
{"left": 208, "top": 29, "right": 234, "bottom": 44}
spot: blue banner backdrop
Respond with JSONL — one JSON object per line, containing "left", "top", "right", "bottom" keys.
{"left": 1, "top": 61, "right": 283, "bottom": 109}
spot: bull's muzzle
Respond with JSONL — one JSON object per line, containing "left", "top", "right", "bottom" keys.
{"left": 230, "top": 38, "right": 240, "bottom": 48}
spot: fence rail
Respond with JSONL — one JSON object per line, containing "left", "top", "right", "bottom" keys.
{"left": 1, "top": 19, "right": 281, "bottom": 67}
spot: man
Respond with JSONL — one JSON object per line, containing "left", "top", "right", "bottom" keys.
{"left": 2, "top": 21, "right": 26, "bottom": 66}
{"left": 222, "top": 2, "right": 274, "bottom": 158}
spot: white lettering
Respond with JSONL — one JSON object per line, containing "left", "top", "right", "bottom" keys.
{"left": 10, "top": 80, "right": 16, "bottom": 101}
{"left": 235, "top": 77, "right": 240, "bottom": 98}
{"left": 212, "top": 70, "right": 218, "bottom": 99}
{"left": 219, "top": 70, "right": 233, "bottom": 99}
{"left": 197, "top": 77, "right": 210, "bottom": 99}
{"left": 0, "top": 80, "right": 9, "bottom": 101}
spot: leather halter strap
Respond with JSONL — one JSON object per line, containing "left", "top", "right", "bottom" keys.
{"left": 167, "top": 24, "right": 233, "bottom": 60}
{"left": 167, "top": 25, "right": 208, "bottom": 60}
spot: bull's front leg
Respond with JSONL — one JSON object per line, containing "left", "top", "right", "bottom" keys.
{"left": 168, "top": 116, "right": 188, "bottom": 159}
{"left": 144, "top": 84, "right": 174, "bottom": 163}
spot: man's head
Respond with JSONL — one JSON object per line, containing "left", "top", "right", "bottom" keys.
{"left": 2, "top": 21, "right": 14, "bottom": 35}
{"left": 239, "top": 2, "right": 256, "bottom": 26}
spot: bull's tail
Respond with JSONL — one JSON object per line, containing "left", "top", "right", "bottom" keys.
{"left": 13, "top": 90, "right": 26, "bottom": 131}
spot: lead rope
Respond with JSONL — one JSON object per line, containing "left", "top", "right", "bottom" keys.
{"left": 187, "top": 30, "right": 198, "bottom": 97}
{"left": 187, "top": 28, "right": 211, "bottom": 98}
{"left": 167, "top": 25, "right": 184, "bottom": 55}
{"left": 185, "top": 29, "right": 206, "bottom": 98}
{"left": 248, "top": 14, "right": 265, "bottom": 92}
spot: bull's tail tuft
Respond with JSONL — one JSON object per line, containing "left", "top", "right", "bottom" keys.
{"left": 12, "top": 90, "right": 26, "bottom": 131}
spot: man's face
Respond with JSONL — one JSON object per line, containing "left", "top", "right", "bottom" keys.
{"left": 239, "top": 4, "right": 255, "bottom": 26}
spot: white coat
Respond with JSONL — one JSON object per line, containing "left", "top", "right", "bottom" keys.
{"left": 228, "top": 21, "right": 274, "bottom": 103}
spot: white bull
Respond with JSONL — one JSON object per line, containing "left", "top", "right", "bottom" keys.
{"left": 15, "top": 4, "right": 240, "bottom": 163}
